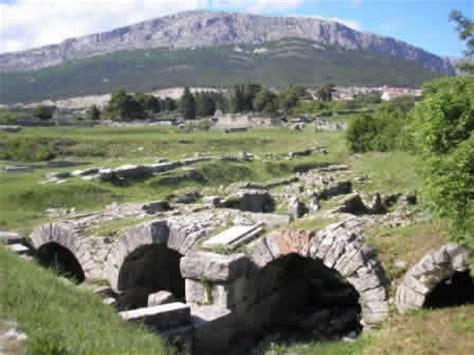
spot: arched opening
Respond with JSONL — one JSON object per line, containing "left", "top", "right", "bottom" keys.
{"left": 36, "top": 242, "right": 85, "bottom": 283}
{"left": 117, "top": 244, "right": 184, "bottom": 310}
{"left": 423, "top": 270, "right": 474, "bottom": 309}
{"left": 240, "top": 254, "right": 362, "bottom": 350}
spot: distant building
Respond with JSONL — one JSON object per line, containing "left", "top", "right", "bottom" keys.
{"left": 381, "top": 86, "right": 422, "bottom": 101}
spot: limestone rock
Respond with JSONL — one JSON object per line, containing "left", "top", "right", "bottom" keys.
{"left": 148, "top": 290, "right": 176, "bottom": 306}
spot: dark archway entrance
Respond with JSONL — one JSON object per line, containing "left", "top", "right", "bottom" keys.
{"left": 116, "top": 244, "right": 184, "bottom": 310}
{"left": 36, "top": 242, "right": 86, "bottom": 283}
{"left": 238, "top": 254, "right": 362, "bottom": 350}
{"left": 424, "top": 270, "right": 474, "bottom": 309}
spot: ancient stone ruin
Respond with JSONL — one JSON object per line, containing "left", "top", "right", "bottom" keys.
{"left": 396, "top": 244, "right": 473, "bottom": 313}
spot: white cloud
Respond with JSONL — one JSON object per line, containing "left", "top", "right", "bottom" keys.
{"left": 0, "top": 0, "right": 206, "bottom": 53}
{"left": 325, "top": 17, "right": 361, "bottom": 30}
{"left": 210, "top": 0, "right": 304, "bottom": 13}
{"left": 291, "top": 14, "right": 362, "bottom": 30}
{"left": 0, "top": 0, "right": 359, "bottom": 54}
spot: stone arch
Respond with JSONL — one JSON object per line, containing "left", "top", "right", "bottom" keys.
{"left": 395, "top": 243, "right": 471, "bottom": 313}
{"left": 105, "top": 217, "right": 215, "bottom": 292}
{"left": 36, "top": 242, "right": 86, "bottom": 282}
{"left": 247, "top": 222, "right": 390, "bottom": 326}
{"left": 104, "top": 220, "right": 171, "bottom": 292}
{"left": 30, "top": 222, "right": 95, "bottom": 280}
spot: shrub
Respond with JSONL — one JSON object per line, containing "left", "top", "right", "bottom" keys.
{"left": 346, "top": 101, "right": 410, "bottom": 153}
{"left": 346, "top": 114, "right": 380, "bottom": 152}
{"left": 410, "top": 77, "right": 474, "bottom": 264}
{"left": 32, "top": 105, "right": 56, "bottom": 120}
{"left": 0, "top": 110, "right": 18, "bottom": 124}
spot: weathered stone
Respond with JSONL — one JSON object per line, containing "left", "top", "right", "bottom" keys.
{"left": 337, "top": 193, "right": 368, "bottom": 215}
{"left": 180, "top": 252, "right": 248, "bottom": 282}
{"left": 221, "top": 189, "right": 275, "bottom": 213}
{"left": 247, "top": 237, "right": 274, "bottom": 269}
{"left": 288, "top": 197, "right": 307, "bottom": 220}
{"left": 185, "top": 279, "right": 208, "bottom": 304}
{"left": 265, "top": 230, "right": 314, "bottom": 259}
{"left": 0, "top": 231, "right": 23, "bottom": 245}
{"left": 202, "top": 224, "right": 263, "bottom": 250}
{"left": 211, "top": 277, "right": 247, "bottom": 308}
{"left": 142, "top": 200, "right": 171, "bottom": 214}
{"left": 120, "top": 302, "right": 191, "bottom": 330}
{"left": 319, "top": 180, "right": 352, "bottom": 200}
{"left": 395, "top": 243, "right": 470, "bottom": 313}
{"left": 368, "top": 193, "right": 385, "bottom": 214}
{"left": 148, "top": 290, "right": 176, "bottom": 306}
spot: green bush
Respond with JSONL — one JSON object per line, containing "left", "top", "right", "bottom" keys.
{"left": 0, "top": 110, "right": 18, "bottom": 124}
{"left": 410, "top": 77, "right": 474, "bottom": 264}
{"left": 346, "top": 101, "right": 411, "bottom": 153}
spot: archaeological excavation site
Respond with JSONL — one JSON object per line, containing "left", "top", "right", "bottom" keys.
{"left": 2, "top": 150, "right": 472, "bottom": 354}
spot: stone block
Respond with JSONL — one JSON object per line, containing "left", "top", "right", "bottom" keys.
{"left": 185, "top": 279, "right": 208, "bottom": 304}
{"left": 211, "top": 277, "right": 247, "bottom": 308}
{"left": 247, "top": 237, "right": 274, "bottom": 270}
{"left": 120, "top": 302, "right": 191, "bottom": 330}
{"left": 180, "top": 252, "right": 248, "bottom": 282}
{"left": 202, "top": 224, "right": 262, "bottom": 250}
{"left": 0, "top": 232, "right": 22, "bottom": 245}
{"left": 148, "top": 290, "right": 176, "bottom": 306}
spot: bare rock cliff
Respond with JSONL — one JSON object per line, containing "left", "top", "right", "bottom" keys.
{"left": 0, "top": 10, "right": 454, "bottom": 74}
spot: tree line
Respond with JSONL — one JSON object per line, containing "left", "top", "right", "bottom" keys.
{"left": 91, "top": 83, "right": 339, "bottom": 121}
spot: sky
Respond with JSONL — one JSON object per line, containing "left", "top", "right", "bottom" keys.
{"left": 0, "top": 0, "right": 472, "bottom": 56}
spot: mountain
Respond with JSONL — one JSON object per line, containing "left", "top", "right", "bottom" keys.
{"left": 0, "top": 10, "right": 454, "bottom": 104}
{"left": 0, "top": 10, "right": 454, "bottom": 74}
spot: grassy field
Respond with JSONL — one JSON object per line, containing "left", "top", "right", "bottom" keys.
{"left": 0, "top": 246, "right": 172, "bottom": 354}
{"left": 0, "top": 126, "right": 348, "bottom": 233}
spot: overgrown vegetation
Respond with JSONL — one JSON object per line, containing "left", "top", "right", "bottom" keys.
{"left": 410, "top": 77, "right": 474, "bottom": 266}
{"left": 0, "top": 247, "right": 172, "bottom": 354}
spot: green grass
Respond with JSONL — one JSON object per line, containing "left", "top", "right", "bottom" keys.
{"left": 348, "top": 151, "right": 421, "bottom": 194}
{"left": 365, "top": 221, "right": 448, "bottom": 284}
{"left": 267, "top": 305, "right": 474, "bottom": 355}
{"left": 0, "top": 246, "right": 172, "bottom": 354}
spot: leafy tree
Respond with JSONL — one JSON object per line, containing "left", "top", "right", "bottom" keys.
{"left": 230, "top": 85, "right": 246, "bottom": 113}
{"left": 449, "top": 10, "right": 474, "bottom": 73}
{"left": 346, "top": 101, "right": 411, "bottom": 152}
{"left": 410, "top": 77, "right": 474, "bottom": 155}
{"left": 104, "top": 89, "right": 145, "bottom": 121}
{"left": 346, "top": 114, "right": 380, "bottom": 152}
{"left": 279, "top": 85, "right": 307, "bottom": 112}
{"left": 0, "top": 111, "right": 18, "bottom": 124}
{"left": 243, "top": 83, "right": 262, "bottom": 111}
{"left": 135, "top": 93, "right": 161, "bottom": 113}
{"left": 85, "top": 105, "right": 101, "bottom": 121}
{"left": 253, "top": 90, "right": 278, "bottom": 115}
{"left": 162, "top": 97, "right": 177, "bottom": 112}
{"left": 180, "top": 87, "right": 196, "bottom": 120}
{"left": 32, "top": 105, "right": 55, "bottom": 120}
{"left": 195, "top": 92, "right": 217, "bottom": 117}
{"left": 410, "top": 77, "right": 474, "bottom": 264}
{"left": 316, "top": 83, "right": 336, "bottom": 102}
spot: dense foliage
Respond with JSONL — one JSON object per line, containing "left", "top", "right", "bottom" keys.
{"left": 180, "top": 87, "right": 196, "bottom": 120}
{"left": 410, "top": 77, "right": 474, "bottom": 260}
{"left": 346, "top": 99, "right": 413, "bottom": 152}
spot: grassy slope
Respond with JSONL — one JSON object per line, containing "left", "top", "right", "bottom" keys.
{"left": 0, "top": 246, "right": 171, "bottom": 354}
{"left": 0, "top": 38, "right": 441, "bottom": 103}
